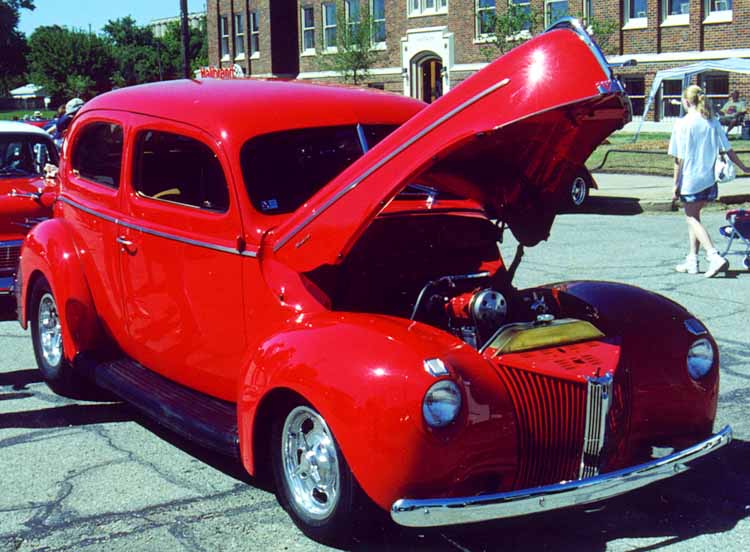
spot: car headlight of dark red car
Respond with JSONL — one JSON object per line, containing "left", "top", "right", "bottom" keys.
{"left": 687, "top": 338, "right": 714, "bottom": 380}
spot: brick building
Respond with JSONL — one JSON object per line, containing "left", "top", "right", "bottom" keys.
{"left": 207, "top": 1, "right": 750, "bottom": 121}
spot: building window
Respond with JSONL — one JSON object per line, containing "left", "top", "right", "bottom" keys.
{"left": 323, "top": 2, "right": 337, "bottom": 50}
{"left": 345, "top": 0, "right": 360, "bottom": 36}
{"left": 704, "top": 0, "right": 732, "bottom": 23}
{"left": 476, "top": 0, "right": 495, "bottom": 38}
{"left": 371, "top": 0, "right": 386, "bottom": 44}
{"left": 220, "top": 15, "right": 230, "bottom": 59}
{"left": 545, "top": 0, "right": 568, "bottom": 27}
{"left": 625, "top": 0, "right": 648, "bottom": 25}
{"left": 249, "top": 11, "right": 260, "bottom": 56}
{"left": 511, "top": 0, "right": 532, "bottom": 31}
{"left": 702, "top": 73, "right": 729, "bottom": 115}
{"left": 302, "top": 6, "right": 315, "bottom": 52}
{"left": 660, "top": 79, "right": 682, "bottom": 119}
{"left": 622, "top": 76, "right": 645, "bottom": 117}
{"left": 583, "top": 0, "right": 593, "bottom": 20}
{"left": 234, "top": 14, "right": 245, "bottom": 58}
{"left": 662, "top": 0, "right": 689, "bottom": 24}
{"left": 409, "top": 0, "right": 448, "bottom": 17}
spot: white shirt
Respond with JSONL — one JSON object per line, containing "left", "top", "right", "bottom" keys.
{"left": 668, "top": 111, "right": 731, "bottom": 195}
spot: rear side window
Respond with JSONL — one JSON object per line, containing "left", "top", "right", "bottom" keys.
{"left": 240, "top": 125, "right": 397, "bottom": 215}
{"left": 71, "top": 122, "right": 123, "bottom": 188}
{"left": 133, "top": 130, "right": 229, "bottom": 212}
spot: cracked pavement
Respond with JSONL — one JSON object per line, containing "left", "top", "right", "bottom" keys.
{"left": 1, "top": 210, "right": 749, "bottom": 551}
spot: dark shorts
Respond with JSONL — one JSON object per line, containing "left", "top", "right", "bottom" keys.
{"left": 680, "top": 184, "right": 718, "bottom": 203}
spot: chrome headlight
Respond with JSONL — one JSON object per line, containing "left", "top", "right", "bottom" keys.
{"left": 423, "top": 380, "right": 462, "bottom": 428}
{"left": 687, "top": 338, "right": 714, "bottom": 380}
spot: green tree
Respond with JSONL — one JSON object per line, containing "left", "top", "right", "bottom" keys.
{"left": 582, "top": 15, "right": 618, "bottom": 56}
{"left": 28, "top": 25, "right": 115, "bottom": 105}
{"left": 480, "top": 3, "right": 543, "bottom": 61}
{"left": 317, "top": 1, "right": 377, "bottom": 85}
{"left": 103, "top": 17, "right": 162, "bottom": 85}
{"left": 161, "top": 16, "right": 208, "bottom": 76}
{"left": 0, "top": 0, "right": 35, "bottom": 94}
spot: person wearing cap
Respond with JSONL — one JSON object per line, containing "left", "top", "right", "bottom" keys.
{"left": 49, "top": 98, "right": 84, "bottom": 145}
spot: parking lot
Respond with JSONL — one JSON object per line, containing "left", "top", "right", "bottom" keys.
{"left": 2, "top": 209, "right": 749, "bottom": 551}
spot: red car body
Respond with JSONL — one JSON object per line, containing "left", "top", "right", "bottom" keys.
{"left": 16, "top": 20, "right": 729, "bottom": 543}
{"left": 1, "top": 121, "right": 57, "bottom": 312}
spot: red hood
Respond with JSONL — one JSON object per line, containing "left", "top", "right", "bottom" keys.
{"left": 0, "top": 176, "right": 50, "bottom": 236}
{"left": 267, "top": 21, "right": 630, "bottom": 273}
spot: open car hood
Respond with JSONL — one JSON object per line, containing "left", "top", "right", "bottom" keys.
{"left": 268, "top": 20, "right": 630, "bottom": 273}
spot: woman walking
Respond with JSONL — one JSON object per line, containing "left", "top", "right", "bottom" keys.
{"left": 669, "top": 85, "right": 750, "bottom": 277}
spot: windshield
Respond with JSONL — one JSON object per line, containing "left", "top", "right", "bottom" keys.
{"left": 0, "top": 133, "right": 58, "bottom": 177}
{"left": 240, "top": 124, "right": 398, "bottom": 215}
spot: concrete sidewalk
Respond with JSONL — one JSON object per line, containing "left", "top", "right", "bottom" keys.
{"left": 590, "top": 172, "right": 750, "bottom": 212}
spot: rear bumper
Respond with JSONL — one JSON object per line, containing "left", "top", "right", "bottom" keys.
{"left": 391, "top": 425, "right": 732, "bottom": 527}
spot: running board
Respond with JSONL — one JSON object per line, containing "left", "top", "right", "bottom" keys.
{"left": 94, "top": 358, "right": 240, "bottom": 458}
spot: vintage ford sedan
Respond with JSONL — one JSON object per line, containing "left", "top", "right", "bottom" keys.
{"left": 16, "top": 20, "right": 730, "bottom": 544}
{"left": 1, "top": 121, "right": 57, "bottom": 318}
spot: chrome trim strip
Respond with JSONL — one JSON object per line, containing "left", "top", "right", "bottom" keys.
{"left": 580, "top": 373, "right": 613, "bottom": 478}
{"left": 273, "top": 78, "right": 511, "bottom": 252}
{"left": 58, "top": 196, "right": 258, "bottom": 258}
{"left": 391, "top": 425, "right": 732, "bottom": 527}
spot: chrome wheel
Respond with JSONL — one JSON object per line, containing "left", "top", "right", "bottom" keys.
{"left": 571, "top": 176, "right": 588, "bottom": 206}
{"left": 38, "top": 292, "right": 62, "bottom": 368}
{"left": 281, "top": 406, "right": 340, "bottom": 520}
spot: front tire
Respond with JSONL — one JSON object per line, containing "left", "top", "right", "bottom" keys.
{"left": 568, "top": 172, "right": 590, "bottom": 208}
{"left": 271, "top": 401, "right": 366, "bottom": 545}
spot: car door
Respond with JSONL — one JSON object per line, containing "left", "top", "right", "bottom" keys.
{"left": 58, "top": 114, "right": 129, "bottom": 345}
{"left": 117, "top": 115, "right": 246, "bottom": 401}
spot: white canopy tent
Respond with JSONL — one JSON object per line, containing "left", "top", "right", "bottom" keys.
{"left": 634, "top": 58, "right": 750, "bottom": 141}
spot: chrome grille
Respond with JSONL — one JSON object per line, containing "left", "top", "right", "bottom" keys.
{"left": 0, "top": 245, "right": 21, "bottom": 274}
{"left": 580, "top": 373, "right": 613, "bottom": 478}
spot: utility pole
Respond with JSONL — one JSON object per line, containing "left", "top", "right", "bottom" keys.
{"left": 180, "top": 0, "right": 190, "bottom": 78}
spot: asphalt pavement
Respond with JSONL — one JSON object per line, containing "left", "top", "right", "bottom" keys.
{"left": 2, "top": 208, "right": 749, "bottom": 551}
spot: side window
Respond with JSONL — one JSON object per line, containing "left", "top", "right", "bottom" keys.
{"left": 71, "top": 122, "right": 123, "bottom": 188}
{"left": 133, "top": 130, "right": 229, "bottom": 212}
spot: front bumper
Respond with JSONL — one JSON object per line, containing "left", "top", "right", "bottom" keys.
{"left": 391, "top": 425, "right": 732, "bottom": 527}
{"left": 0, "top": 276, "right": 13, "bottom": 295}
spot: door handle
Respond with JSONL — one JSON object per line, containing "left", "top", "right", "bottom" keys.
{"left": 116, "top": 235, "right": 137, "bottom": 255}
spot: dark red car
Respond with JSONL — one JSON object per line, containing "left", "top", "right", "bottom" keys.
{"left": 1, "top": 121, "right": 57, "bottom": 318}
{"left": 16, "top": 20, "right": 730, "bottom": 545}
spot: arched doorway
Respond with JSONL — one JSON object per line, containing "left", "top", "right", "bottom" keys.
{"left": 410, "top": 52, "right": 443, "bottom": 104}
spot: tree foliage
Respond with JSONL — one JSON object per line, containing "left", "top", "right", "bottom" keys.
{"left": 103, "top": 17, "right": 162, "bottom": 86}
{"left": 317, "top": 1, "right": 377, "bottom": 85}
{"left": 0, "top": 0, "right": 35, "bottom": 94}
{"left": 28, "top": 25, "right": 115, "bottom": 105}
{"left": 480, "top": 3, "right": 542, "bottom": 61}
{"left": 162, "top": 17, "right": 208, "bottom": 73}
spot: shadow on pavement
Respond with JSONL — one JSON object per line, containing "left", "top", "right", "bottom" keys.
{"left": 349, "top": 439, "right": 750, "bottom": 551}
{"left": 0, "top": 369, "right": 43, "bottom": 390}
{"left": 0, "top": 403, "right": 132, "bottom": 429}
{"left": 575, "top": 196, "right": 645, "bottom": 216}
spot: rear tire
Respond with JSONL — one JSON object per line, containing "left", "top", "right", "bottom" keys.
{"left": 271, "top": 400, "right": 368, "bottom": 545}
{"left": 30, "top": 278, "right": 88, "bottom": 397}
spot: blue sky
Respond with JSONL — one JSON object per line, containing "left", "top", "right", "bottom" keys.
{"left": 19, "top": 0, "right": 207, "bottom": 36}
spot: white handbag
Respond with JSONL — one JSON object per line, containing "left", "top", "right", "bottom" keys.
{"left": 715, "top": 152, "right": 736, "bottom": 184}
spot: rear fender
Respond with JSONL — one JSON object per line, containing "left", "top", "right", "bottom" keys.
{"left": 19, "top": 218, "right": 100, "bottom": 360}
{"left": 237, "top": 311, "right": 516, "bottom": 510}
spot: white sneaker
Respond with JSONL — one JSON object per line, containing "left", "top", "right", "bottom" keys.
{"left": 675, "top": 256, "right": 699, "bottom": 274}
{"left": 705, "top": 254, "right": 729, "bottom": 278}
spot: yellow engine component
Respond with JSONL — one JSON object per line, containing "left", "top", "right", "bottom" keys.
{"left": 486, "top": 318, "right": 604, "bottom": 355}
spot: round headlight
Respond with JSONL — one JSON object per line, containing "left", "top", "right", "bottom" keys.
{"left": 687, "top": 338, "right": 714, "bottom": 380}
{"left": 423, "top": 380, "right": 462, "bottom": 428}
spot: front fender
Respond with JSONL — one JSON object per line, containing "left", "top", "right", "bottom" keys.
{"left": 545, "top": 280, "right": 719, "bottom": 459}
{"left": 238, "top": 311, "right": 517, "bottom": 511}
{"left": 19, "top": 218, "right": 100, "bottom": 360}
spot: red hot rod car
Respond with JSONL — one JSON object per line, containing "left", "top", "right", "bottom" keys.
{"left": 1, "top": 121, "right": 57, "bottom": 317}
{"left": 16, "top": 20, "right": 730, "bottom": 543}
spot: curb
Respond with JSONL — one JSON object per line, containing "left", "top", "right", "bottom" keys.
{"left": 588, "top": 194, "right": 750, "bottom": 215}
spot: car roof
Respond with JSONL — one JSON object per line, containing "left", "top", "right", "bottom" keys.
{"left": 0, "top": 120, "right": 53, "bottom": 137}
{"left": 82, "top": 79, "right": 425, "bottom": 141}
